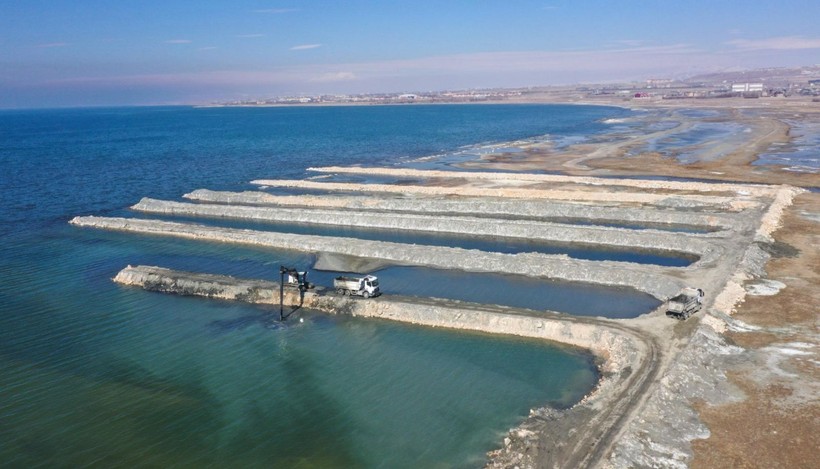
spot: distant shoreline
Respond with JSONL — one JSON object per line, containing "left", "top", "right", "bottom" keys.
{"left": 200, "top": 92, "right": 819, "bottom": 112}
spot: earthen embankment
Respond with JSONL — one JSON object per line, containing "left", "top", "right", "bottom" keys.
{"left": 184, "top": 189, "right": 740, "bottom": 230}
{"left": 68, "top": 101, "right": 815, "bottom": 469}
{"left": 307, "top": 166, "right": 781, "bottom": 196}
{"left": 73, "top": 216, "right": 684, "bottom": 298}
{"left": 132, "top": 197, "right": 715, "bottom": 262}
{"left": 114, "top": 263, "right": 656, "bottom": 468}
{"left": 250, "top": 179, "right": 740, "bottom": 208}
{"left": 114, "top": 265, "right": 643, "bottom": 375}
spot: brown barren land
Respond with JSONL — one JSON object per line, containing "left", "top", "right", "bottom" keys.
{"left": 691, "top": 193, "right": 820, "bottom": 469}
{"left": 459, "top": 96, "right": 820, "bottom": 189}
{"left": 467, "top": 94, "right": 819, "bottom": 468}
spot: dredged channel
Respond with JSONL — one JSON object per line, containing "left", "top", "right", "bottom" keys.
{"left": 70, "top": 216, "right": 684, "bottom": 300}
{"left": 184, "top": 189, "right": 740, "bottom": 232}
{"left": 133, "top": 198, "right": 707, "bottom": 267}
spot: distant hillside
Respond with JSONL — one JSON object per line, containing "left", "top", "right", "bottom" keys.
{"left": 684, "top": 65, "right": 820, "bottom": 85}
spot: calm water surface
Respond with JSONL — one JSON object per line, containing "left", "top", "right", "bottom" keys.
{"left": 1, "top": 105, "right": 631, "bottom": 467}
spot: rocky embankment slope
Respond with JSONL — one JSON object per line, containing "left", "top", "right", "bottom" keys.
{"left": 73, "top": 216, "right": 683, "bottom": 298}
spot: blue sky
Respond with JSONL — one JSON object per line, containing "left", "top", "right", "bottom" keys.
{"left": 2, "top": 0, "right": 819, "bottom": 108}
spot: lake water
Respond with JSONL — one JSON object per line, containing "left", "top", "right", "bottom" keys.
{"left": 1, "top": 104, "right": 635, "bottom": 467}
{"left": 756, "top": 119, "right": 820, "bottom": 174}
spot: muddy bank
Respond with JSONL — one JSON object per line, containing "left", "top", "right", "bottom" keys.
{"left": 132, "top": 198, "right": 716, "bottom": 261}
{"left": 453, "top": 104, "right": 819, "bottom": 188}
{"left": 602, "top": 323, "right": 746, "bottom": 469}
{"left": 691, "top": 193, "right": 820, "bottom": 469}
{"left": 599, "top": 190, "right": 804, "bottom": 468}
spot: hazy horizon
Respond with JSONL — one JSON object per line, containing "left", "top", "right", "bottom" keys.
{"left": 2, "top": 0, "right": 820, "bottom": 108}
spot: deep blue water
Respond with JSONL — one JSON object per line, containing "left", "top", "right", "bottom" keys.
{"left": 1, "top": 104, "right": 626, "bottom": 237}
{"left": 1, "top": 104, "right": 633, "bottom": 467}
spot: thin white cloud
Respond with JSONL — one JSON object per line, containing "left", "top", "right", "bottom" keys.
{"left": 727, "top": 36, "right": 820, "bottom": 51}
{"left": 310, "top": 71, "right": 356, "bottom": 83}
{"left": 42, "top": 42, "right": 803, "bottom": 95}
{"left": 290, "top": 43, "right": 322, "bottom": 51}
{"left": 347, "top": 44, "right": 700, "bottom": 75}
{"left": 165, "top": 39, "right": 192, "bottom": 44}
{"left": 35, "top": 42, "right": 69, "bottom": 48}
{"left": 253, "top": 8, "right": 297, "bottom": 14}
{"left": 236, "top": 34, "right": 266, "bottom": 38}
{"left": 52, "top": 44, "right": 702, "bottom": 86}
{"left": 199, "top": 46, "right": 218, "bottom": 51}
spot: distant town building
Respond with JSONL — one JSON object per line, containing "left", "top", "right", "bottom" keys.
{"left": 731, "top": 83, "right": 764, "bottom": 93}
{"left": 809, "top": 79, "right": 820, "bottom": 88}
{"left": 645, "top": 79, "right": 673, "bottom": 88}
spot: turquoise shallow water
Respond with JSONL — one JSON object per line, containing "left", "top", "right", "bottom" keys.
{"left": 1, "top": 104, "right": 629, "bottom": 467}
{"left": 0, "top": 229, "right": 597, "bottom": 467}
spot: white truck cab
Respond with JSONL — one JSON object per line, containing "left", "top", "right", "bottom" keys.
{"left": 334, "top": 275, "right": 381, "bottom": 298}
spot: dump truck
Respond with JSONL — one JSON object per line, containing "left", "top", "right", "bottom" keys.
{"left": 334, "top": 275, "right": 380, "bottom": 298}
{"left": 665, "top": 287, "right": 704, "bottom": 320}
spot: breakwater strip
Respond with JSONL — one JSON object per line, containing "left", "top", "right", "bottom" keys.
{"left": 113, "top": 264, "right": 645, "bottom": 383}
{"left": 114, "top": 264, "right": 658, "bottom": 468}
{"left": 307, "top": 166, "right": 783, "bottom": 196}
{"left": 184, "top": 189, "right": 740, "bottom": 231}
{"left": 250, "top": 179, "right": 741, "bottom": 208}
{"left": 70, "top": 169, "right": 798, "bottom": 468}
{"left": 71, "top": 216, "right": 683, "bottom": 299}
{"left": 132, "top": 198, "right": 714, "bottom": 263}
